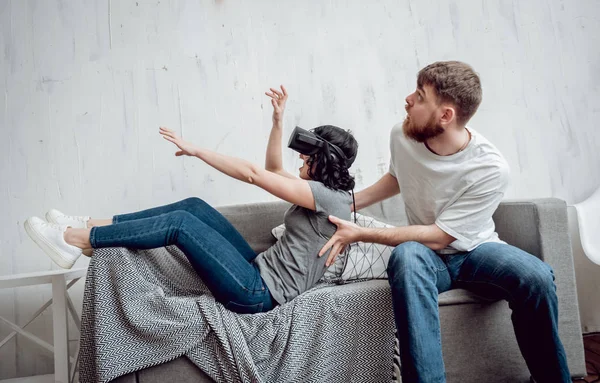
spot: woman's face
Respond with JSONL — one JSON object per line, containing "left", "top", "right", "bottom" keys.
{"left": 298, "top": 154, "right": 312, "bottom": 180}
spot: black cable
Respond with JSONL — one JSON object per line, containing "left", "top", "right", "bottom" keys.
{"left": 351, "top": 189, "right": 357, "bottom": 224}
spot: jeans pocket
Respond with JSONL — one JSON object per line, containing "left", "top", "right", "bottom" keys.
{"left": 225, "top": 300, "right": 264, "bottom": 314}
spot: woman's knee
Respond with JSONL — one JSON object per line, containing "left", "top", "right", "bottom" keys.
{"left": 181, "top": 197, "right": 208, "bottom": 208}
{"left": 165, "top": 210, "right": 196, "bottom": 226}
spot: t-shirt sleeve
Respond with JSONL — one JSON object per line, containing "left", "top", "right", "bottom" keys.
{"left": 388, "top": 161, "right": 397, "bottom": 178}
{"left": 435, "top": 165, "right": 509, "bottom": 251}
{"left": 307, "top": 181, "right": 350, "bottom": 218}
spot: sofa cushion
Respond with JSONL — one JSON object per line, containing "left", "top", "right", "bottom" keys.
{"left": 341, "top": 213, "right": 395, "bottom": 281}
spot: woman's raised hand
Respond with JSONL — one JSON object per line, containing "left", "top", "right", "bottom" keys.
{"left": 265, "top": 85, "right": 288, "bottom": 125}
{"left": 159, "top": 126, "right": 198, "bottom": 157}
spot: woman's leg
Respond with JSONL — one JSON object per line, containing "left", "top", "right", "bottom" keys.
{"left": 86, "top": 218, "right": 111, "bottom": 227}
{"left": 90, "top": 197, "right": 256, "bottom": 261}
{"left": 85, "top": 210, "right": 275, "bottom": 314}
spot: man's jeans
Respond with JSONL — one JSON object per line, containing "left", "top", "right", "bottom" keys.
{"left": 89, "top": 197, "right": 276, "bottom": 314}
{"left": 387, "top": 241, "right": 571, "bottom": 383}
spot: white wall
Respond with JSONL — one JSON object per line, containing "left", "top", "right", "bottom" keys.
{"left": 1, "top": 0, "right": 599, "bottom": 379}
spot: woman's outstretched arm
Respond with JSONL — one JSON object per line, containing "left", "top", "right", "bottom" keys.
{"left": 264, "top": 85, "right": 297, "bottom": 179}
{"left": 159, "top": 126, "right": 316, "bottom": 211}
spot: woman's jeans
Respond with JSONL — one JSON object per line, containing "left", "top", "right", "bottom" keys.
{"left": 89, "top": 197, "right": 276, "bottom": 314}
{"left": 387, "top": 241, "right": 571, "bottom": 383}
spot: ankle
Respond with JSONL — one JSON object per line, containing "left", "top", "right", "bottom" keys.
{"left": 64, "top": 228, "right": 83, "bottom": 249}
{"left": 87, "top": 218, "right": 111, "bottom": 228}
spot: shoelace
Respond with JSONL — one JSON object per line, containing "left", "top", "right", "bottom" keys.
{"left": 61, "top": 214, "right": 87, "bottom": 222}
{"left": 42, "top": 221, "right": 65, "bottom": 231}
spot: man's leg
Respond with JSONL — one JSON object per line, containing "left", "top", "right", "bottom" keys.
{"left": 386, "top": 241, "right": 452, "bottom": 383}
{"left": 454, "top": 242, "right": 570, "bottom": 383}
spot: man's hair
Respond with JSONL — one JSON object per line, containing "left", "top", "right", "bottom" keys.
{"left": 417, "top": 61, "right": 482, "bottom": 126}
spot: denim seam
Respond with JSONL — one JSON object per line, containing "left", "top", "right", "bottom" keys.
{"left": 96, "top": 229, "right": 168, "bottom": 244}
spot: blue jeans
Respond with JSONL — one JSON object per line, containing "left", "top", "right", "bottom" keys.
{"left": 89, "top": 197, "right": 276, "bottom": 314}
{"left": 387, "top": 241, "right": 570, "bottom": 383}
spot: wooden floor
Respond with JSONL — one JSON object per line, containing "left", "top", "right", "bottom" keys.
{"left": 573, "top": 333, "right": 600, "bottom": 382}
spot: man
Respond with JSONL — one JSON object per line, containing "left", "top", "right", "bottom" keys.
{"left": 319, "top": 61, "right": 570, "bottom": 383}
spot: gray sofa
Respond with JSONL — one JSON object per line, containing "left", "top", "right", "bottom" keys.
{"left": 111, "top": 197, "right": 586, "bottom": 383}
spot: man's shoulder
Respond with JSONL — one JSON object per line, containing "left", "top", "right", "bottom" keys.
{"left": 469, "top": 128, "right": 508, "bottom": 164}
{"left": 465, "top": 127, "right": 510, "bottom": 189}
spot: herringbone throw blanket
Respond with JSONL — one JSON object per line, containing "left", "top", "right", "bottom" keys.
{"left": 78, "top": 246, "right": 398, "bottom": 383}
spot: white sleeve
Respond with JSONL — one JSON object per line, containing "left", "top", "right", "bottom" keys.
{"left": 388, "top": 161, "right": 396, "bottom": 178}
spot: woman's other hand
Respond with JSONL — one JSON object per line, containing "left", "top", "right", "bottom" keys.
{"left": 265, "top": 85, "right": 288, "bottom": 125}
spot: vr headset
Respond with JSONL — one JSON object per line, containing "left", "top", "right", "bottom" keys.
{"left": 287, "top": 126, "right": 356, "bottom": 166}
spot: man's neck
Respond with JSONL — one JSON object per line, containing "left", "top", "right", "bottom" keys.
{"left": 425, "top": 127, "right": 470, "bottom": 156}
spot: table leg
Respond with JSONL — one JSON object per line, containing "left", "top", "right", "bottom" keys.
{"left": 51, "top": 275, "right": 69, "bottom": 383}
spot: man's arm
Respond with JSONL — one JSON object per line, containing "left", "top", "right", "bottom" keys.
{"left": 319, "top": 216, "right": 455, "bottom": 266}
{"left": 361, "top": 224, "right": 454, "bottom": 251}
{"left": 352, "top": 172, "right": 400, "bottom": 211}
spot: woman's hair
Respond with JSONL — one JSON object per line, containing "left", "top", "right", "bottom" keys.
{"left": 306, "top": 125, "right": 358, "bottom": 191}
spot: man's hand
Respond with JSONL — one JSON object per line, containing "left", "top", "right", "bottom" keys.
{"left": 265, "top": 85, "right": 288, "bottom": 125}
{"left": 159, "top": 126, "right": 198, "bottom": 157}
{"left": 319, "top": 215, "right": 362, "bottom": 266}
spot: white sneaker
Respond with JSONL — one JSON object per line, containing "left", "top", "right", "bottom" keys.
{"left": 24, "top": 217, "right": 83, "bottom": 269}
{"left": 45, "top": 209, "right": 90, "bottom": 229}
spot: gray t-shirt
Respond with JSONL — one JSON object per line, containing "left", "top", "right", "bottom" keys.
{"left": 254, "top": 181, "right": 352, "bottom": 305}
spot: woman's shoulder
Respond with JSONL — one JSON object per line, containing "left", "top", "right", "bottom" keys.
{"left": 307, "top": 180, "right": 352, "bottom": 212}
{"left": 307, "top": 180, "right": 351, "bottom": 197}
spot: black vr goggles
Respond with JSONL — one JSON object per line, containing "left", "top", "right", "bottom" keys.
{"left": 287, "top": 126, "right": 356, "bottom": 166}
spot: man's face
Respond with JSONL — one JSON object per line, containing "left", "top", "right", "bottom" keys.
{"left": 403, "top": 84, "right": 444, "bottom": 142}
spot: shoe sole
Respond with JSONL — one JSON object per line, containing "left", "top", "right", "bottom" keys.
{"left": 24, "top": 219, "right": 76, "bottom": 269}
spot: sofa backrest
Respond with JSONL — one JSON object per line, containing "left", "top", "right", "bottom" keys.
{"left": 217, "top": 195, "right": 568, "bottom": 261}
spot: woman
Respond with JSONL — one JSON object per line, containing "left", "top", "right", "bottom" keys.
{"left": 24, "top": 86, "right": 358, "bottom": 314}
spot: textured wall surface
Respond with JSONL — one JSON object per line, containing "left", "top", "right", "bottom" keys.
{"left": 1, "top": 0, "right": 599, "bottom": 378}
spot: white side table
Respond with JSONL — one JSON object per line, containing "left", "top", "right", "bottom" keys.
{"left": 0, "top": 268, "right": 87, "bottom": 383}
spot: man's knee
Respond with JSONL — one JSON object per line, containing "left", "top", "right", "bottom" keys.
{"left": 387, "top": 241, "right": 433, "bottom": 277}
{"left": 525, "top": 263, "right": 556, "bottom": 300}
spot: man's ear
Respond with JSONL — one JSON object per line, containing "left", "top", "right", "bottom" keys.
{"left": 439, "top": 106, "right": 456, "bottom": 127}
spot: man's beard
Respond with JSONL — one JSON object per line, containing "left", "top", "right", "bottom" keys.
{"left": 402, "top": 114, "right": 444, "bottom": 143}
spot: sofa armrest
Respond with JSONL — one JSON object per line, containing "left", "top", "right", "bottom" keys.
{"left": 217, "top": 201, "right": 291, "bottom": 253}
{"left": 493, "top": 198, "right": 585, "bottom": 375}
{"left": 493, "top": 198, "right": 573, "bottom": 269}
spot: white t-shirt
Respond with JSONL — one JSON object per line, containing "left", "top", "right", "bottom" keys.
{"left": 388, "top": 123, "right": 510, "bottom": 254}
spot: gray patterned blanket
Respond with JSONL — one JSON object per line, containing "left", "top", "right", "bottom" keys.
{"left": 78, "top": 246, "right": 397, "bottom": 383}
